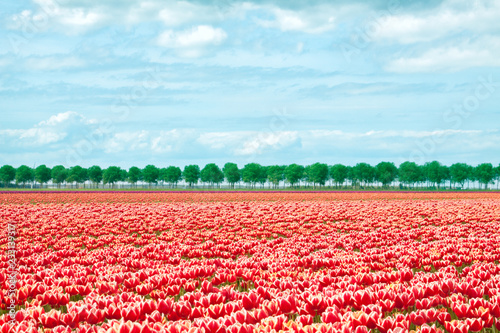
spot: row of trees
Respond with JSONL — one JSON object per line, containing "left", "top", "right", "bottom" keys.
{"left": 1, "top": 161, "right": 499, "bottom": 189}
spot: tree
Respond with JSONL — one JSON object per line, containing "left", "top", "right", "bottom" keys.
{"left": 398, "top": 162, "right": 421, "bottom": 188}
{"left": 307, "top": 163, "right": 329, "bottom": 187}
{"left": 127, "top": 167, "right": 142, "bottom": 187}
{"left": 329, "top": 164, "right": 347, "bottom": 187}
{"left": 475, "top": 163, "right": 495, "bottom": 189}
{"left": 354, "top": 163, "right": 375, "bottom": 187}
{"left": 0, "top": 165, "right": 16, "bottom": 186}
{"left": 67, "top": 166, "right": 88, "bottom": 188}
{"left": 242, "top": 163, "right": 264, "bottom": 188}
{"left": 449, "top": 163, "right": 470, "bottom": 189}
{"left": 51, "top": 165, "right": 68, "bottom": 188}
{"left": 424, "top": 161, "right": 447, "bottom": 189}
{"left": 284, "top": 164, "right": 304, "bottom": 187}
{"left": 88, "top": 165, "right": 103, "bottom": 188}
{"left": 164, "top": 166, "right": 182, "bottom": 187}
{"left": 200, "top": 163, "right": 224, "bottom": 187}
{"left": 375, "top": 162, "right": 398, "bottom": 187}
{"left": 15, "top": 165, "right": 34, "bottom": 186}
{"left": 346, "top": 166, "right": 356, "bottom": 188}
{"left": 35, "top": 165, "right": 52, "bottom": 186}
{"left": 143, "top": 165, "right": 160, "bottom": 186}
{"left": 223, "top": 163, "right": 240, "bottom": 188}
{"left": 183, "top": 165, "right": 200, "bottom": 187}
{"left": 103, "top": 166, "right": 123, "bottom": 187}
{"left": 267, "top": 165, "right": 285, "bottom": 189}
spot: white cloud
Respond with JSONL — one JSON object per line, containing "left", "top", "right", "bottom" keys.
{"left": 105, "top": 131, "right": 150, "bottom": 153}
{"left": 235, "top": 131, "right": 300, "bottom": 156}
{"left": 373, "top": 0, "right": 500, "bottom": 44}
{"left": 0, "top": 111, "right": 96, "bottom": 147}
{"left": 151, "top": 129, "right": 197, "bottom": 154}
{"left": 257, "top": 6, "right": 336, "bottom": 34}
{"left": 157, "top": 25, "right": 227, "bottom": 57}
{"left": 386, "top": 37, "right": 500, "bottom": 73}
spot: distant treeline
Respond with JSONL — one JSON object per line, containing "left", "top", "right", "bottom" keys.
{"left": 0, "top": 161, "right": 499, "bottom": 190}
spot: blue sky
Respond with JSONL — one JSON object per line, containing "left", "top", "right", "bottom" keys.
{"left": 1, "top": 0, "right": 499, "bottom": 168}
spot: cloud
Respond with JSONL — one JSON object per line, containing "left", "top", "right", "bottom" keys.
{"left": 0, "top": 111, "right": 96, "bottom": 147}
{"left": 157, "top": 25, "right": 227, "bottom": 57}
{"left": 373, "top": 0, "right": 500, "bottom": 44}
{"left": 386, "top": 37, "right": 500, "bottom": 73}
{"left": 256, "top": 6, "right": 336, "bottom": 33}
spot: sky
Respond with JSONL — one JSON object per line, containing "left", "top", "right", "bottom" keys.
{"left": 1, "top": 0, "right": 499, "bottom": 168}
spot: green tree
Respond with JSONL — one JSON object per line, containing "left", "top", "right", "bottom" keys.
{"left": 34, "top": 165, "right": 52, "bottom": 186}
{"left": 449, "top": 163, "right": 470, "bottom": 189}
{"left": 375, "top": 162, "right": 398, "bottom": 187}
{"left": 267, "top": 165, "right": 285, "bottom": 189}
{"left": 200, "top": 163, "right": 224, "bottom": 188}
{"left": 67, "top": 166, "right": 88, "bottom": 188}
{"left": 398, "top": 162, "right": 421, "bottom": 188}
{"left": 330, "top": 164, "right": 348, "bottom": 187}
{"left": 127, "top": 167, "right": 142, "bottom": 187}
{"left": 424, "top": 161, "right": 447, "bottom": 189}
{"left": 354, "top": 163, "right": 375, "bottom": 187}
{"left": 0, "top": 165, "right": 16, "bottom": 186}
{"left": 284, "top": 164, "right": 304, "bottom": 188}
{"left": 164, "top": 166, "right": 182, "bottom": 187}
{"left": 183, "top": 165, "right": 200, "bottom": 187}
{"left": 475, "top": 163, "right": 495, "bottom": 189}
{"left": 242, "top": 163, "right": 264, "bottom": 188}
{"left": 103, "top": 166, "right": 123, "bottom": 187}
{"left": 143, "top": 165, "right": 160, "bottom": 186}
{"left": 309, "top": 163, "right": 329, "bottom": 187}
{"left": 346, "top": 166, "right": 356, "bottom": 188}
{"left": 223, "top": 163, "right": 240, "bottom": 188}
{"left": 88, "top": 165, "right": 103, "bottom": 188}
{"left": 51, "top": 165, "right": 68, "bottom": 188}
{"left": 15, "top": 165, "right": 34, "bottom": 186}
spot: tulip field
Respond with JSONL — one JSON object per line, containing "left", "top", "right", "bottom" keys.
{"left": 2, "top": 192, "right": 500, "bottom": 333}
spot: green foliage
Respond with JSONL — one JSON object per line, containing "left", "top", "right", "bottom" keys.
{"left": 67, "top": 166, "right": 88, "bottom": 184}
{"left": 449, "top": 163, "right": 470, "bottom": 187}
{"left": 375, "top": 162, "right": 398, "bottom": 186}
{"left": 423, "top": 161, "right": 448, "bottom": 188}
{"left": 284, "top": 164, "right": 304, "bottom": 186}
{"left": 183, "top": 165, "right": 200, "bottom": 187}
{"left": 200, "top": 163, "right": 224, "bottom": 185}
{"left": 88, "top": 165, "right": 103, "bottom": 185}
{"left": 15, "top": 165, "right": 34, "bottom": 184}
{"left": 0, "top": 165, "right": 16, "bottom": 185}
{"left": 127, "top": 167, "right": 142, "bottom": 184}
{"left": 164, "top": 166, "right": 182, "bottom": 185}
{"left": 354, "top": 163, "right": 375, "bottom": 185}
{"left": 267, "top": 165, "right": 285, "bottom": 187}
{"left": 398, "top": 161, "right": 421, "bottom": 186}
{"left": 330, "top": 164, "right": 348, "bottom": 186}
{"left": 51, "top": 165, "right": 68, "bottom": 185}
{"left": 223, "top": 163, "right": 240, "bottom": 187}
{"left": 475, "top": 163, "right": 495, "bottom": 189}
{"left": 307, "top": 163, "right": 329, "bottom": 186}
{"left": 103, "top": 166, "right": 123, "bottom": 185}
{"left": 242, "top": 163, "right": 265, "bottom": 187}
{"left": 35, "top": 165, "right": 52, "bottom": 185}
{"left": 143, "top": 165, "right": 160, "bottom": 184}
